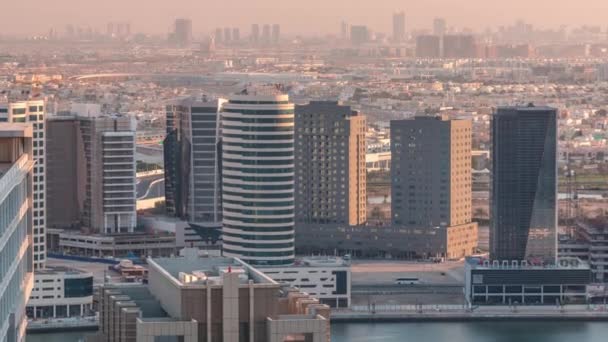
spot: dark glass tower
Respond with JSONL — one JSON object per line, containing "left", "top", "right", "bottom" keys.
{"left": 491, "top": 105, "right": 557, "bottom": 264}
{"left": 164, "top": 98, "right": 224, "bottom": 225}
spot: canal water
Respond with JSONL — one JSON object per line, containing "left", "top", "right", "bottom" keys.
{"left": 27, "top": 321, "right": 608, "bottom": 342}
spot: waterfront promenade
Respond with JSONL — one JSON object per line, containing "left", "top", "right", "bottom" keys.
{"left": 332, "top": 304, "right": 608, "bottom": 322}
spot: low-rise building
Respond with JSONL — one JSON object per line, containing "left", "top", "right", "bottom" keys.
{"left": 262, "top": 257, "right": 351, "bottom": 308}
{"left": 88, "top": 249, "right": 331, "bottom": 342}
{"left": 464, "top": 257, "right": 591, "bottom": 306}
{"left": 559, "top": 221, "right": 608, "bottom": 283}
{"left": 57, "top": 231, "right": 176, "bottom": 258}
{"left": 296, "top": 223, "right": 478, "bottom": 260}
{"left": 27, "top": 267, "right": 94, "bottom": 319}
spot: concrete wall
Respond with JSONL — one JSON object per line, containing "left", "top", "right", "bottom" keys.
{"left": 136, "top": 319, "right": 198, "bottom": 342}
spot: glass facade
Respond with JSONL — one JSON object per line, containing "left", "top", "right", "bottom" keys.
{"left": 64, "top": 277, "right": 94, "bottom": 298}
{"left": 221, "top": 94, "right": 295, "bottom": 266}
{"left": 491, "top": 106, "right": 557, "bottom": 264}
{"left": 164, "top": 101, "right": 223, "bottom": 225}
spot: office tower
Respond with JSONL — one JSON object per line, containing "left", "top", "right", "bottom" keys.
{"left": 221, "top": 87, "right": 295, "bottom": 266}
{"left": 0, "top": 124, "right": 34, "bottom": 342}
{"left": 46, "top": 117, "right": 81, "bottom": 230}
{"left": 340, "top": 21, "right": 349, "bottom": 41}
{"left": 0, "top": 100, "right": 46, "bottom": 269}
{"left": 416, "top": 35, "right": 441, "bottom": 58}
{"left": 393, "top": 11, "right": 406, "bottom": 42}
{"left": 92, "top": 251, "right": 330, "bottom": 342}
{"left": 173, "top": 18, "right": 192, "bottom": 47}
{"left": 214, "top": 28, "right": 223, "bottom": 43}
{"left": 391, "top": 116, "right": 472, "bottom": 228}
{"left": 262, "top": 24, "right": 271, "bottom": 43}
{"left": 232, "top": 27, "right": 240, "bottom": 42}
{"left": 224, "top": 27, "right": 232, "bottom": 42}
{"left": 491, "top": 105, "right": 557, "bottom": 264}
{"left": 251, "top": 24, "right": 260, "bottom": 43}
{"left": 433, "top": 17, "right": 447, "bottom": 36}
{"left": 164, "top": 98, "right": 224, "bottom": 226}
{"left": 46, "top": 107, "right": 136, "bottom": 234}
{"left": 390, "top": 116, "right": 477, "bottom": 259}
{"left": 350, "top": 25, "right": 369, "bottom": 45}
{"left": 442, "top": 34, "right": 478, "bottom": 58}
{"left": 294, "top": 101, "right": 366, "bottom": 226}
{"left": 272, "top": 24, "right": 280, "bottom": 43}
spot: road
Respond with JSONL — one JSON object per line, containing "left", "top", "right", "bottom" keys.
{"left": 136, "top": 174, "right": 164, "bottom": 199}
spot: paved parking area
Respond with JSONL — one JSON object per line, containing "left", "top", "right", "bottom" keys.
{"left": 351, "top": 260, "right": 465, "bottom": 286}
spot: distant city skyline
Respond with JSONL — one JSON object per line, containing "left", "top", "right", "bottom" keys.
{"left": 2, "top": 0, "right": 608, "bottom": 37}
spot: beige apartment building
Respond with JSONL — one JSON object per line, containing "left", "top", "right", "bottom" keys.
{"left": 390, "top": 115, "right": 477, "bottom": 259}
{"left": 295, "top": 101, "right": 366, "bottom": 226}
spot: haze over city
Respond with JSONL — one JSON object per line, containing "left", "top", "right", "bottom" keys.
{"left": 5, "top": 1, "right": 608, "bottom": 342}
{"left": 3, "top": 0, "right": 608, "bottom": 36}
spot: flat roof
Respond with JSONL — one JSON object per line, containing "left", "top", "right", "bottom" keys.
{"left": 149, "top": 254, "right": 278, "bottom": 285}
{"left": 0, "top": 123, "right": 33, "bottom": 137}
{"left": 105, "top": 285, "right": 167, "bottom": 318}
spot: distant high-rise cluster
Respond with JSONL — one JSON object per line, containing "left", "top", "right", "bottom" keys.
{"left": 170, "top": 18, "right": 192, "bottom": 47}
{"left": 106, "top": 21, "right": 131, "bottom": 39}
{"left": 416, "top": 34, "right": 478, "bottom": 58}
{"left": 433, "top": 17, "right": 447, "bottom": 36}
{"left": 392, "top": 11, "right": 406, "bottom": 42}
{"left": 213, "top": 27, "right": 241, "bottom": 45}
{"left": 350, "top": 25, "right": 370, "bottom": 45}
{"left": 250, "top": 23, "right": 280, "bottom": 45}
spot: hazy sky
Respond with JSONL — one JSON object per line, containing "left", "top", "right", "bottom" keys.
{"left": 2, "top": 0, "right": 608, "bottom": 36}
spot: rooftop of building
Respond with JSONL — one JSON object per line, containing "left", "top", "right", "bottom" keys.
{"left": 292, "top": 256, "right": 350, "bottom": 268}
{"left": 233, "top": 84, "right": 289, "bottom": 98}
{"left": 34, "top": 266, "right": 91, "bottom": 276}
{"left": 466, "top": 256, "right": 590, "bottom": 270}
{"left": 148, "top": 248, "right": 277, "bottom": 286}
{"left": 0, "top": 123, "right": 33, "bottom": 137}
{"left": 102, "top": 284, "right": 167, "bottom": 318}
{"left": 577, "top": 219, "right": 608, "bottom": 234}
{"left": 0, "top": 124, "right": 32, "bottom": 179}
{"left": 496, "top": 103, "right": 557, "bottom": 113}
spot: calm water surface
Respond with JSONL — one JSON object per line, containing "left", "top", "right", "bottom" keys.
{"left": 27, "top": 321, "right": 608, "bottom": 342}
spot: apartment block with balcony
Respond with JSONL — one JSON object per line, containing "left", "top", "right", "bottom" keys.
{"left": 0, "top": 124, "right": 35, "bottom": 342}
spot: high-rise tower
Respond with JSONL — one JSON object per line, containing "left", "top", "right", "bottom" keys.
{"left": 221, "top": 87, "right": 295, "bottom": 266}
{"left": 390, "top": 116, "right": 477, "bottom": 259}
{"left": 491, "top": 105, "right": 557, "bottom": 264}
{"left": 164, "top": 98, "right": 225, "bottom": 226}
{"left": 392, "top": 11, "right": 406, "bottom": 42}
{"left": 294, "top": 101, "right": 366, "bottom": 226}
{"left": 0, "top": 124, "right": 34, "bottom": 342}
{"left": 1, "top": 100, "right": 46, "bottom": 269}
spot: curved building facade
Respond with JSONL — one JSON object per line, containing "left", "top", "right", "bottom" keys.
{"left": 221, "top": 92, "right": 295, "bottom": 266}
